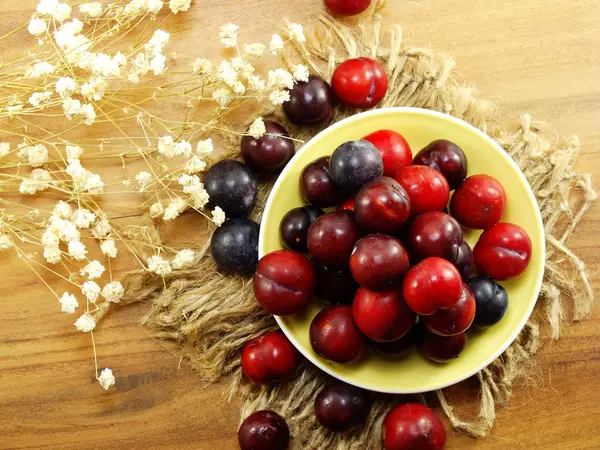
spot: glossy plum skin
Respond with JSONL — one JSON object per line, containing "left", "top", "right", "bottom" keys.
{"left": 354, "top": 177, "right": 411, "bottom": 233}
{"left": 419, "top": 331, "right": 467, "bottom": 363}
{"left": 211, "top": 218, "right": 259, "bottom": 274}
{"left": 353, "top": 288, "right": 416, "bottom": 342}
{"left": 308, "top": 211, "right": 363, "bottom": 265}
{"left": 324, "top": 0, "right": 372, "bottom": 16}
{"left": 422, "top": 283, "right": 476, "bottom": 336}
{"left": 310, "top": 305, "right": 365, "bottom": 363}
{"left": 413, "top": 139, "right": 468, "bottom": 190}
{"left": 363, "top": 129, "right": 412, "bottom": 177}
{"left": 474, "top": 222, "right": 532, "bottom": 280}
{"left": 238, "top": 410, "right": 290, "bottom": 450}
{"left": 280, "top": 206, "right": 324, "bottom": 252}
{"left": 402, "top": 257, "right": 463, "bottom": 315}
{"left": 349, "top": 234, "right": 409, "bottom": 291}
{"left": 204, "top": 159, "right": 257, "bottom": 217}
{"left": 468, "top": 276, "right": 509, "bottom": 327}
{"left": 451, "top": 240, "right": 474, "bottom": 281}
{"left": 450, "top": 174, "right": 507, "bottom": 229}
{"left": 371, "top": 324, "right": 422, "bottom": 355}
{"left": 394, "top": 165, "right": 450, "bottom": 216}
{"left": 383, "top": 403, "right": 446, "bottom": 450}
{"left": 241, "top": 332, "right": 298, "bottom": 383}
{"left": 407, "top": 211, "right": 463, "bottom": 262}
{"left": 241, "top": 121, "right": 295, "bottom": 175}
{"left": 314, "top": 262, "right": 359, "bottom": 305}
{"left": 337, "top": 196, "right": 355, "bottom": 212}
{"left": 315, "top": 383, "right": 372, "bottom": 432}
{"left": 283, "top": 75, "right": 335, "bottom": 125}
{"left": 329, "top": 140, "right": 383, "bottom": 192}
{"left": 253, "top": 250, "right": 316, "bottom": 315}
{"left": 331, "top": 57, "right": 388, "bottom": 109}
{"left": 300, "top": 157, "right": 344, "bottom": 207}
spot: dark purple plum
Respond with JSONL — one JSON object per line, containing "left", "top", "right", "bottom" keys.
{"left": 300, "top": 157, "right": 344, "bottom": 207}
{"left": 418, "top": 331, "right": 467, "bottom": 363}
{"left": 238, "top": 410, "right": 289, "bottom": 450}
{"left": 211, "top": 218, "right": 259, "bottom": 274}
{"left": 283, "top": 75, "right": 335, "bottom": 126}
{"left": 468, "top": 276, "right": 509, "bottom": 327}
{"left": 452, "top": 240, "right": 474, "bottom": 281}
{"left": 314, "top": 262, "right": 359, "bottom": 305}
{"left": 329, "top": 140, "right": 383, "bottom": 192}
{"left": 241, "top": 120, "right": 295, "bottom": 175}
{"left": 407, "top": 211, "right": 463, "bottom": 262}
{"left": 413, "top": 139, "right": 468, "bottom": 190}
{"left": 204, "top": 159, "right": 257, "bottom": 217}
{"left": 315, "top": 383, "right": 372, "bottom": 432}
{"left": 280, "top": 206, "right": 323, "bottom": 252}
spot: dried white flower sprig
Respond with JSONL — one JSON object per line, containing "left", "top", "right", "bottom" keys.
{"left": 0, "top": 0, "right": 308, "bottom": 391}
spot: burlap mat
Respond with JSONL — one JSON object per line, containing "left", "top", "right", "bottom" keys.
{"left": 121, "top": 2, "right": 596, "bottom": 448}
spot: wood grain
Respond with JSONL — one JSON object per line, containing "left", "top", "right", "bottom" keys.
{"left": 1, "top": 1, "right": 600, "bottom": 449}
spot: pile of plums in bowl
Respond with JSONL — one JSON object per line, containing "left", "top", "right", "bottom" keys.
{"left": 255, "top": 133, "right": 533, "bottom": 368}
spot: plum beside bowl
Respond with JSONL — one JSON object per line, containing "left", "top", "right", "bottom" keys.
{"left": 258, "top": 107, "right": 545, "bottom": 394}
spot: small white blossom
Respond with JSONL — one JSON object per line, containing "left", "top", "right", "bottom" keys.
{"left": 146, "top": 29, "right": 170, "bottom": 56}
{"left": 146, "top": 0, "right": 164, "bottom": 14}
{"left": 79, "top": 103, "right": 96, "bottom": 126}
{"left": 74, "top": 313, "right": 96, "bottom": 332}
{"left": 135, "top": 171, "right": 153, "bottom": 192}
{"left": 0, "top": 234, "right": 13, "bottom": 251}
{"left": 83, "top": 173, "right": 104, "bottom": 194}
{"left": 6, "top": 104, "right": 24, "bottom": 117}
{"left": 269, "top": 34, "right": 284, "bottom": 55}
{"left": 0, "top": 142, "right": 10, "bottom": 157}
{"left": 163, "top": 198, "right": 187, "bottom": 221}
{"left": 54, "top": 19, "right": 83, "bottom": 47}
{"left": 147, "top": 255, "right": 172, "bottom": 276}
{"left": 55, "top": 77, "right": 78, "bottom": 98}
{"left": 244, "top": 43, "right": 265, "bottom": 57}
{"left": 66, "top": 145, "right": 84, "bottom": 162}
{"left": 292, "top": 64, "right": 310, "bottom": 82}
{"left": 97, "top": 368, "right": 115, "bottom": 390}
{"left": 80, "top": 77, "right": 108, "bottom": 101}
{"left": 288, "top": 23, "right": 306, "bottom": 43}
{"left": 37, "top": 0, "right": 71, "bottom": 22}
{"left": 150, "top": 54, "right": 166, "bottom": 75}
{"left": 72, "top": 208, "right": 96, "bottom": 229}
{"left": 231, "top": 57, "right": 255, "bottom": 79}
{"left": 172, "top": 249, "right": 196, "bottom": 269}
{"left": 268, "top": 68, "right": 294, "bottom": 90}
{"left": 42, "top": 228, "right": 60, "bottom": 247}
{"left": 269, "top": 89, "right": 291, "bottom": 105}
{"left": 217, "top": 60, "right": 238, "bottom": 87}
{"left": 169, "top": 0, "right": 192, "bottom": 13}
{"left": 80, "top": 260, "right": 105, "bottom": 280}
{"left": 157, "top": 135, "right": 175, "bottom": 158}
{"left": 195, "top": 138, "right": 214, "bottom": 157}
{"left": 192, "top": 58, "right": 212, "bottom": 74}
{"left": 149, "top": 202, "right": 164, "bottom": 218}
{"left": 174, "top": 140, "right": 192, "bottom": 157}
{"left": 44, "top": 244, "right": 61, "bottom": 264}
{"left": 62, "top": 98, "right": 81, "bottom": 119}
{"left": 248, "top": 117, "right": 266, "bottom": 139}
{"left": 211, "top": 206, "right": 226, "bottom": 227}
{"left": 19, "top": 168, "right": 52, "bottom": 194}
{"left": 219, "top": 23, "right": 238, "bottom": 48}
{"left": 29, "top": 91, "right": 52, "bottom": 108}
{"left": 190, "top": 189, "right": 209, "bottom": 209}
{"left": 92, "top": 53, "right": 124, "bottom": 78}
{"left": 53, "top": 201, "right": 72, "bottom": 219}
{"left": 102, "top": 281, "right": 124, "bottom": 303}
{"left": 59, "top": 292, "right": 79, "bottom": 313}
{"left": 185, "top": 157, "right": 207, "bottom": 174}
{"left": 248, "top": 75, "right": 265, "bottom": 91}
{"left": 26, "top": 62, "right": 56, "bottom": 79}
{"left": 100, "top": 239, "right": 118, "bottom": 258}
{"left": 91, "top": 218, "right": 111, "bottom": 238}
{"left": 28, "top": 18, "right": 47, "bottom": 36}
{"left": 54, "top": 3, "right": 72, "bottom": 21}
{"left": 79, "top": 2, "right": 103, "bottom": 17}
{"left": 81, "top": 280, "right": 101, "bottom": 302}
{"left": 17, "top": 144, "right": 48, "bottom": 167}
{"left": 212, "top": 87, "right": 231, "bottom": 107}
{"left": 68, "top": 240, "right": 88, "bottom": 260}
{"left": 51, "top": 217, "right": 80, "bottom": 243}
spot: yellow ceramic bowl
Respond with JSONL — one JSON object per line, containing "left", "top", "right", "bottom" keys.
{"left": 259, "top": 107, "right": 545, "bottom": 394}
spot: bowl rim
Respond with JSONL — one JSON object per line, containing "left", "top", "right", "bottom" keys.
{"left": 259, "top": 106, "right": 546, "bottom": 394}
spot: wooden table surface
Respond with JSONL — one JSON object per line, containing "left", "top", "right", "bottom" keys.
{"left": 1, "top": 1, "right": 600, "bottom": 449}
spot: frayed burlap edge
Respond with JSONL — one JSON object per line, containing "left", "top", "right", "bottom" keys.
{"left": 120, "top": 1, "right": 596, "bottom": 447}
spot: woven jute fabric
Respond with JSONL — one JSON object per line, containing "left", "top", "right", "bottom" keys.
{"left": 120, "top": 2, "right": 596, "bottom": 448}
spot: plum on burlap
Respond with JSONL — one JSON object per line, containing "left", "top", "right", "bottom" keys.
{"left": 118, "top": 1, "right": 596, "bottom": 448}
